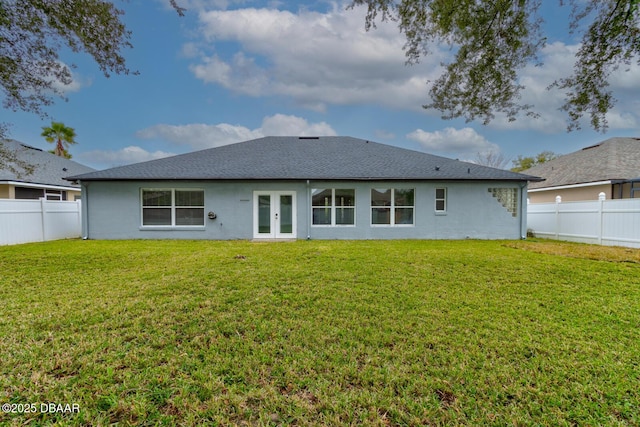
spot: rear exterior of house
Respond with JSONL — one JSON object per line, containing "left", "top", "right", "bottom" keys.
{"left": 70, "top": 137, "right": 540, "bottom": 241}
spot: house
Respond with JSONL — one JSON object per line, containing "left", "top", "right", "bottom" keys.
{"left": 1, "top": 139, "right": 95, "bottom": 201}
{"left": 67, "top": 136, "right": 542, "bottom": 241}
{"left": 526, "top": 137, "right": 640, "bottom": 203}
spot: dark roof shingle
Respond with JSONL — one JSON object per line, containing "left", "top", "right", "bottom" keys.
{"left": 1, "top": 139, "right": 95, "bottom": 188}
{"left": 69, "top": 136, "right": 541, "bottom": 182}
{"left": 526, "top": 137, "right": 640, "bottom": 189}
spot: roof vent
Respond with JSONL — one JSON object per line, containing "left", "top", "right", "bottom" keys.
{"left": 298, "top": 136, "right": 319, "bottom": 140}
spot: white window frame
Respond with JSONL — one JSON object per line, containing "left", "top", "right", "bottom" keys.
{"left": 370, "top": 188, "right": 415, "bottom": 227}
{"left": 435, "top": 187, "right": 447, "bottom": 214}
{"left": 140, "top": 188, "right": 205, "bottom": 228}
{"left": 311, "top": 188, "right": 356, "bottom": 227}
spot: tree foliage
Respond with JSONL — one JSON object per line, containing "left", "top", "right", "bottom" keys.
{"left": 511, "top": 150, "right": 557, "bottom": 172}
{"left": 350, "top": 0, "right": 640, "bottom": 131}
{"left": 41, "top": 121, "right": 77, "bottom": 158}
{"left": 473, "top": 150, "right": 511, "bottom": 169}
{"left": 0, "top": 1, "right": 185, "bottom": 134}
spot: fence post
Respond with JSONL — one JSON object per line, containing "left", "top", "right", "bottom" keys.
{"left": 555, "top": 195, "right": 561, "bottom": 240}
{"left": 598, "top": 192, "right": 606, "bottom": 245}
{"left": 40, "top": 198, "right": 47, "bottom": 242}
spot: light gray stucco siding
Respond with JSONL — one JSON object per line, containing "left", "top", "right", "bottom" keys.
{"left": 82, "top": 180, "right": 525, "bottom": 240}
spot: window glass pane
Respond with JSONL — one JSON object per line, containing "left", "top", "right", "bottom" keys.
{"left": 143, "top": 208, "right": 171, "bottom": 225}
{"left": 335, "top": 189, "right": 355, "bottom": 207}
{"left": 143, "top": 190, "right": 171, "bottom": 206}
{"left": 372, "top": 207, "right": 390, "bottom": 224}
{"left": 436, "top": 188, "right": 446, "bottom": 199}
{"left": 312, "top": 208, "right": 332, "bottom": 225}
{"left": 371, "top": 189, "right": 391, "bottom": 206}
{"left": 312, "top": 189, "right": 332, "bottom": 206}
{"left": 394, "top": 188, "right": 414, "bottom": 206}
{"left": 176, "top": 190, "right": 204, "bottom": 206}
{"left": 15, "top": 187, "right": 44, "bottom": 199}
{"left": 336, "top": 207, "right": 354, "bottom": 225}
{"left": 176, "top": 208, "right": 204, "bottom": 226}
{"left": 436, "top": 200, "right": 446, "bottom": 211}
{"left": 395, "top": 208, "right": 414, "bottom": 224}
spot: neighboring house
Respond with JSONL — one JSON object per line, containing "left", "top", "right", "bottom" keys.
{"left": 526, "top": 137, "right": 640, "bottom": 203}
{"left": 67, "top": 136, "right": 542, "bottom": 241}
{"left": 0, "top": 139, "right": 95, "bottom": 201}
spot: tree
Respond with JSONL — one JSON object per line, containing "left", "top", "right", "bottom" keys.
{"left": 350, "top": 0, "right": 640, "bottom": 132}
{"left": 511, "top": 151, "right": 557, "bottom": 172}
{"left": 473, "top": 150, "right": 511, "bottom": 169}
{"left": 0, "top": 1, "right": 184, "bottom": 170}
{"left": 41, "top": 122, "right": 77, "bottom": 159}
{"left": 0, "top": 1, "right": 185, "bottom": 136}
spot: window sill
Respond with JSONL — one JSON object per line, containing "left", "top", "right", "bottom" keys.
{"left": 370, "top": 224, "right": 415, "bottom": 227}
{"left": 435, "top": 212, "right": 447, "bottom": 216}
{"left": 311, "top": 225, "right": 356, "bottom": 228}
{"left": 140, "top": 226, "right": 206, "bottom": 231}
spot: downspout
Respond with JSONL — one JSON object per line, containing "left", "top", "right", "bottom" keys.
{"left": 519, "top": 182, "right": 526, "bottom": 239}
{"left": 82, "top": 182, "right": 89, "bottom": 239}
{"left": 306, "top": 179, "right": 311, "bottom": 240}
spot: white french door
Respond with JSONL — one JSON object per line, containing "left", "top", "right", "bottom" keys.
{"left": 253, "top": 191, "right": 296, "bottom": 239}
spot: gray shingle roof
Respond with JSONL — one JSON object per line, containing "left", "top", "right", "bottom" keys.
{"left": 1, "top": 139, "right": 95, "bottom": 188}
{"left": 68, "top": 136, "right": 541, "bottom": 182}
{"left": 526, "top": 137, "right": 640, "bottom": 189}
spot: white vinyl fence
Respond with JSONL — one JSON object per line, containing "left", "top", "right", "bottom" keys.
{"left": 0, "top": 199, "right": 82, "bottom": 245}
{"left": 527, "top": 194, "right": 640, "bottom": 248}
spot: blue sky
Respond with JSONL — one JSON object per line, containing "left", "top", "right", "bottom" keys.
{"left": 3, "top": 0, "right": 640, "bottom": 170}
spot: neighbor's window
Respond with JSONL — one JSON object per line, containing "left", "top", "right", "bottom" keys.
{"left": 142, "top": 189, "right": 205, "bottom": 226}
{"left": 312, "top": 188, "right": 355, "bottom": 226}
{"left": 435, "top": 188, "right": 447, "bottom": 212}
{"left": 371, "top": 188, "right": 414, "bottom": 225}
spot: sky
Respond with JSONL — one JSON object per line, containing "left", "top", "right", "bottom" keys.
{"left": 3, "top": 0, "right": 640, "bottom": 170}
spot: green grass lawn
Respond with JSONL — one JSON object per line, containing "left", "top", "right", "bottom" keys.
{"left": 0, "top": 239, "right": 639, "bottom": 426}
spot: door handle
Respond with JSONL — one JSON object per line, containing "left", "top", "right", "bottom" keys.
{"left": 275, "top": 213, "right": 279, "bottom": 219}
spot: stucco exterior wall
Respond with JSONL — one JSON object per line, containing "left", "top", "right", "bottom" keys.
{"left": 528, "top": 184, "right": 611, "bottom": 203}
{"left": 82, "top": 180, "right": 527, "bottom": 240}
{"left": 0, "top": 184, "right": 11, "bottom": 199}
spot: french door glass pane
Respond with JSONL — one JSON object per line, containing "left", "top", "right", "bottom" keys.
{"left": 258, "top": 195, "right": 271, "bottom": 233}
{"left": 280, "top": 195, "right": 293, "bottom": 234}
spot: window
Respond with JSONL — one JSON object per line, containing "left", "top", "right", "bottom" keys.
{"left": 488, "top": 188, "right": 518, "bottom": 217}
{"left": 371, "top": 188, "right": 414, "bottom": 225}
{"left": 142, "top": 189, "right": 205, "bottom": 227}
{"left": 435, "top": 188, "right": 446, "bottom": 212}
{"left": 312, "top": 188, "right": 355, "bottom": 226}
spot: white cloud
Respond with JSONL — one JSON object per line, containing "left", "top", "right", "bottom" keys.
{"left": 488, "top": 42, "right": 640, "bottom": 132}
{"left": 80, "top": 146, "right": 175, "bottom": 168}
{"left": 135, "top": 114, "right": 336, "bottom": 150}
{"left": 407, "top": 127, "right": 499, "bottom": 158}
{"left": 188, "top": 4, "right": 443, "bottom": 111}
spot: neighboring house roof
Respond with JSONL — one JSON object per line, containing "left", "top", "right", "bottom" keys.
{"left": 1, "top": 139, "right": 95, "bottom": 189}
{"left": 68, "top": 136, "right": 541, "bottom": 182}
{"left": 526, "top": 137, "right": 640, "bottom": 190}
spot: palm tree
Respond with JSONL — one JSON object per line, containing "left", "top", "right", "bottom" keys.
{"left": 41, "top": 122, "right": 76, "bottom": 159}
